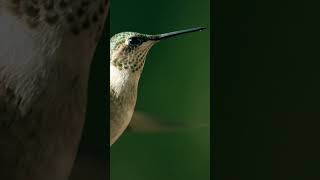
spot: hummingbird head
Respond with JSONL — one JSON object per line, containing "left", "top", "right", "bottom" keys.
{"left": 110, "top": 32, "right": 155, "bottom": 74}
{"left": 110, "top": 27, "right": 206, "bottom": 74}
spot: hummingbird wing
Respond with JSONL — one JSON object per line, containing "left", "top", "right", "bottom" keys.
{"left": 126, "top": 111, "right": 208, "bottom": 133}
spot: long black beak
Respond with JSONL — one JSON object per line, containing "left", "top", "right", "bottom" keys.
{"left": 148, "top": 27, "right": 206, "bottom": 41}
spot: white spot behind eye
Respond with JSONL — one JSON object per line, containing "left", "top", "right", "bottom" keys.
{"left": 127, "top": 37, "right": 143, "bottom": 46}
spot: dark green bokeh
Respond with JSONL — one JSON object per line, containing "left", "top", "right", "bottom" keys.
{"left": 70, "top": 18, "right": 109, "bottom": 179}
{"left": 111, "top": 0, "right": 210, "bottom": 180}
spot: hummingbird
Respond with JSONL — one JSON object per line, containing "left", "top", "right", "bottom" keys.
{"left": 110, "top": 27, "right": 205, "bottom": 146}
{"left": 0, "top": 0, "right": 108, "bottom": 179}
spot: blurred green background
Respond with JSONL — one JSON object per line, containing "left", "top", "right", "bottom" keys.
{"left": 110, "top": 0, "right": 210, "bottom": 180}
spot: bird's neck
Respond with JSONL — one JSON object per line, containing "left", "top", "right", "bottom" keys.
{"left": 0, "top": 1, "right": 108, "bottom": 179}
{"left": 110, "top": 63, "right": 141, "bottom": 97}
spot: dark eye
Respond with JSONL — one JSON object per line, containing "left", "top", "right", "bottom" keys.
{"left": 128, "top": 37, "right": 143, "bottom": 46}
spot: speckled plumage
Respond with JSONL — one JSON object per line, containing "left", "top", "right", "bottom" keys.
{"left": 110, "top": 32, "right": 156, "bottom": 145}
{"left": 3, "top": 0, "right": 107, "bottom": 38}
{"left": 110, "top": 28, "right": 205, "bottom": 146}
{"left": 110, "top": 32, "right": 151, "bottom": 73}
{"left": 0, "top": 0, "right": 108, "bottom": 179}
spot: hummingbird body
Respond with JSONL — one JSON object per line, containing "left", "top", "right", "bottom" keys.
{"left": 110, "top": 32, "right": 150, "bottom": 145}
{"left": 110, "top": 65, "right": 138, "bottom": 145}
{"left": 110, "top": 28, "right": 205, "bottom": 146}
{"left": 0, "top": 0, "right": 107, "bottom": 179}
